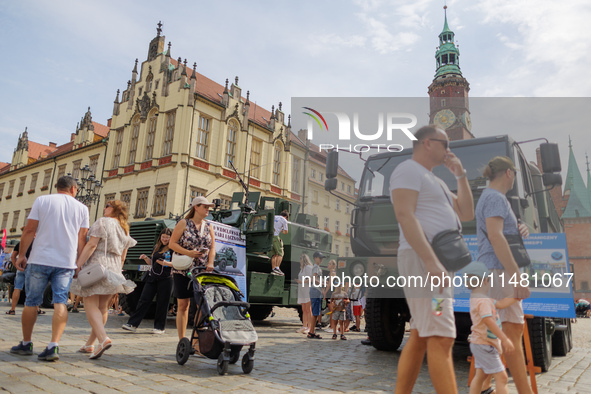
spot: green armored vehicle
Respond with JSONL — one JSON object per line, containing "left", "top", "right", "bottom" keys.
{"left": 214, "top": 247, "right": 237, "bottom": 271}
{"left": 326, "top": 135, "right": 572, "bottom": 372}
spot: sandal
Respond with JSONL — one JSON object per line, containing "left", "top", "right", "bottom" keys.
{"left": 6, "top": 310, "right": 15, "bottom": 315}
{"left": 341, "top": 335, "right": 347, "bottom": 340}
{"left": 78, "top": 345, "right": 94, "bottom": 353}
{"left": 38, "top": 309, "right": 46, "bottom": 315}
{"left": 481, "top": 388, "right": 495, "bottom": 394}
{"left": 89, "top": 337, "right": 112, "bottom": 360}
{"left": 332, "top": 334, "right": 338, "bottom": 340}
{"left": 307, "top": 332, "right": 322, "bottom": 339}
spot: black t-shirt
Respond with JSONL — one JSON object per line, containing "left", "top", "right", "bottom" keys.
{"left": 149, "top": 248, "right": 172, "bottom": 279}
{"left": 14, "top": 241, "right": 33, "bottom": 259}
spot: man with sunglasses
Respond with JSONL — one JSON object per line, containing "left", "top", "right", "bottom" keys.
{"left": 389, "top": 125, "right": 474, "bottom": 393}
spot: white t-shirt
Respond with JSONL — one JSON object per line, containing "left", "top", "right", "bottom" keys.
{"left": 389, "top": 159, "right": 459, "bottom": 251}
{"left": 273, "top": 215, "right": 289, "bottom": 236}
{"left": 27, "top": 193, "right": 90, "bottom": 269}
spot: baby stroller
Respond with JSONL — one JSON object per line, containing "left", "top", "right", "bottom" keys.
{"left": 176, "top": 267, "right": 258, "bottom": 375}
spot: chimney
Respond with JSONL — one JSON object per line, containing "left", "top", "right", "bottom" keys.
{"left": 49, "top": 142, "right": 57, "bottom": 148}
{"left": 107, "top": 118, "right": 112, "bottom": 128}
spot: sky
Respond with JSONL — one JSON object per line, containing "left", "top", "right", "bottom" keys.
{"left": 1, "top": 0, "right": 591, "bottom": 185}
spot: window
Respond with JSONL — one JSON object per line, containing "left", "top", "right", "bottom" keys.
{"left": 219, "top": 194, "right": 231, "bottom": 210}
{"left": 135, "top": 188, "right": 150, "bottom": 218}
{"left": 0, "top": 183, "right": 4, "bottom": 197}
{"left": 57, "top": 165, "right": 66, "bottom": 179}
{"left": 129, "top": 119, "right": 140, "bottom": 164}
{"left": 272, "top": 143, "right": 281, "bottom": 185}
{"left": 12, "top": 211, "right": 20, "bottom": 229}
{"left": 341, "top": 182, "right": 344, "bottom": 191}
{"left": 324, "top": 194, "right": 330, "bottom": 208}
{"left": 145, "top": 115, "right": 157, "bottom": 160}
{"left": 2, "top": 213, "right": 8, "bottom": 229}
{"left": 580, "top": 281, "right": 589, "bottom": 291}
{"left": 196, "top": 116, "right": 210, "bottom": 160}
{"left": 190, "top": 187, "right": 207, "bottom": 204}
{"left": 346, "top": 204, "right": 350, "bottom": 214}
{"left": 226, "top": 121, "right": 238, "bottom": 167}
{"left": 335, "top": 198, "right": 340, "bottom": 211}
{"left": 30, "top": 173, "right": 38, "bottom": 191}
{"left": 163, "top": 111, "right": 176, "bottom": 156}
{"left": 345, "top": 246, "right": 350, "bottom": 257}
{"left": 313, "top": 190, "right": 318, "bottom": 203}
{"left": 7, "top": 180, "right": 15, "bottom": 195}
{"left": 335, "top": 244, "right": 340, "bottom": 255}
{"left": 250, "top": 138, "right": 262, "bottom": 179}
{"left": 119, "top": 191, "right": 131, "bottom": 209}
{"left": 319, "top": 173, "right": 323, "bottom": 182}
{"left": 347, "top": 184, "right": 352, "bottom": 194}
{"left": 43, "top": 169, "right": 52, "bottom": 188}
{"left": 146, "top": 75, "right": 153, "bottom": 92}
{"left": 346, "top": 224, "right": 350, "bottom": 235}
{"left": 113, "top": 129, "right": 123, "bottom": 168}
{"left": 324, "top": 217, "right": 329, "bottom": 229}
{"left": 311, "top": 169, "right": 316, "bottom": 179}
{"left": 89, "top": 155, "right": 99, "bottom": 176}
{"left": 138, "top": 87, "right": 143, "bottom": 96}
{"left": 335, "top": 220, "right": 340, "bottom": 233}
{"left": 292, "top": 157, "right": 301, "bottom": 193}
{"left": 18, "top": 176, "right": 26, "bottom": 194}
{"left": 72, "top": 160, "right": 81, "bottom": 180}
{"left": 104, "top": 193, "right": 116, "bottom": 207}
{"left": 24, "top": 208, "right": 31, "bottom": 225}
{"left": 153, "top": 184, "right": 168, "bottom": 216}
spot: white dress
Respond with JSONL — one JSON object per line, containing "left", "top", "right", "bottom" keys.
{"left": 70, "top": 217, "right": 137, "bottom": 297}
{"left": 297, "top": 264, "right": 313, "bottom": 304}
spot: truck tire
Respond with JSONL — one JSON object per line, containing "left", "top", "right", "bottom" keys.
{"left": 219, "top": 259, "right": 227, "bottom": 271}
{"left": 119, "top": 293, "right": 136, "bottom": 316}
{"left": 366, "top": 297, "right": 408, "bottom": 351}
{"left": 248, "top": 305, "right": 274, "bottom": 321}
{"left": 552, "top": 319, "right": 571, "bottom": 357}
{"left": 41, "top": 284, "right": 53, "bottom": 308}
{"left": 528, "top": 317, "right": 552, "bottom": 372}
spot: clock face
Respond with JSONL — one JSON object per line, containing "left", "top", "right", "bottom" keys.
{"left": 462, "top": 112, "right": 472, "bottom": 131}
{"left": 434, "top": 109, "right": 456, "bottom": 129}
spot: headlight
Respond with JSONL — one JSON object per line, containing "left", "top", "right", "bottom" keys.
{"left": 351, "top": 262, "right": 365, "bottom": 277}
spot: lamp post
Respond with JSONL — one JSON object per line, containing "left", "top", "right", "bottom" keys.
{"left": 71, "top": 164, "right": 103, "bottom": 206}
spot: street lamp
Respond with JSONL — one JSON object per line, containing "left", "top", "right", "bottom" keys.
{"left": 70, "top": 164, "right": 103, "bottom": 206}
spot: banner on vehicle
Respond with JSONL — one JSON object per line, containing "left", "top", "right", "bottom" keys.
{"left": 210, "top": 222, "right": 247, "bottom": 301}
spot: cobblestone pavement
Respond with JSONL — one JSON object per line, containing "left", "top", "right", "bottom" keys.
{"left": 1, "top": 301, "right": 590, "bottom": 393}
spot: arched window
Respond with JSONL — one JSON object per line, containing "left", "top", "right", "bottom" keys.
{"left": 129, "top": 117, "right": 140, "bottom": 164}
{"left": 145, "top": 110, "right": 158, "bottom": 160}
{"left": 272, "top": 143, "right": 282, "bottom": 186}
{"left": 226, "top": 120, "right": 238, "bottom": 168}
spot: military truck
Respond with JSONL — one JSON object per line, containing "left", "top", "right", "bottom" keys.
{"left": 325, "top": 135, "right": 573, "bottom": 372}
{"left": 120, "top": 191, "right": 336, "bottom": 322}
{"left": 214, "top": 246, "right": 237, "bottom": 271}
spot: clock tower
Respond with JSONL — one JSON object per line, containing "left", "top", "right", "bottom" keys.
{"left": 428, "top": 6, "right": 473, "bottom": 141}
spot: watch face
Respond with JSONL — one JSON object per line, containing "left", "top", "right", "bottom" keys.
{"left": 434, "top": 109, "right": 456, "bottom": 129}
{"left": 462, "top": 112, "right": 472, "bottom": 131}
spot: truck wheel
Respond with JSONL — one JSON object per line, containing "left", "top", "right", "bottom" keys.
{"left": 41, "top": 285, "right": 53, "bottom": 308}
{"left": 366, "top": 297, "right": 408, "bottom": 351}
{"left": 296, "top": 305, "right": 303, "bottom": 323}
{"left": 248, "top": 305, "right": 274, "bottom": 321}
{"left": 552, "top": 319, "right": 571, "bottom": 357}
{"left": 528, "top": 317, "right": 552, "bottom": 372}
{"left": 219, "top": 259, "right": 227, "bottom": 271}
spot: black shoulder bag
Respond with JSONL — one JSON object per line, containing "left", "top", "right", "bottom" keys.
{"left": 483, "top": 225, "right": 531, "bottom": 268}
{"left": 430, "top": 181, "right": 472, "bottom": 272}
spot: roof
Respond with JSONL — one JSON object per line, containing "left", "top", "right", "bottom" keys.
{"left": 92, "top": 121, "right": 109, "bottom": 138}
{"left": 28, "top": 141, "right": 57, "bottom": 161}
{"left": 0, "top": 162, "right": 9, "bottom": 175}
{"left": 562, "top": 145, "right": 591, "bottom": 218}
{"left": 171, "top": 59, "right": 274, "bottom": 130}
{"left": 46, "top": 141, "right": 75, "bottom": 159}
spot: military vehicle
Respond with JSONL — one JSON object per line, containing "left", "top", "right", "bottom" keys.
{"left": 325, "top": 135, "right": 572, "bottom": 372}
{"left": 214, "top": 246, "right": 237, "bottom": 271}
{"left": 120, "top": 191, "right": 336, "bottom": 322}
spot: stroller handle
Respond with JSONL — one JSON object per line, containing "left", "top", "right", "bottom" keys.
{"left": 209, "top": 301, "right": 250, "bottom": 315}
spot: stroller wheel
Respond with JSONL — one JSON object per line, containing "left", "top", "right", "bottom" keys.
{"left": 217, "top": 354, "right": 229, "bottom": 375}
{"left": 241, "top": 354, "right": 254, "bottom": 374}
{"left": 176, "top": 338, "right": 192, "bottom": 365}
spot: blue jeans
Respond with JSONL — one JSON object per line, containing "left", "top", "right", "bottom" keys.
{"left": 24, "top": 264, "right": 74, "bottom": 307}
{"left": 14, "top": 270, "right": 25, "bottom": 290}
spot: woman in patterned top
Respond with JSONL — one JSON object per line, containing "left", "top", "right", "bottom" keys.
{"left": 169, "top": 196, "right": 216, "bottom": 340}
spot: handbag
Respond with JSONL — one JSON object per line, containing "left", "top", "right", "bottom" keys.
{"left": 78, "top": 264, "right": 107, "bottom": 288}
{"left": 483, "top": 230, "right": 531, "bottom": 268}
{"left": 171, "top": 253, "right": 193, "bottom": 271}
{"left": 429, "top": 181, "right": 471, "bottom": 272}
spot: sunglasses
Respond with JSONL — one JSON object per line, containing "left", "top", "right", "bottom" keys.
{"left": 427, "top": 138, "right": 449, "bottom": 149}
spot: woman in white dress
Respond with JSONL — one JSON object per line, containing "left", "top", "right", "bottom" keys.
{"left": 295, "top": 254, "right": 314, "bottom": 333}
{"left": 70, "top": 200, "right": 137, "bottom": 359}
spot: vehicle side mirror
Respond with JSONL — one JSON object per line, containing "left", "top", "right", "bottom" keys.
{"left": 540, "top": 143, "right": 561, "bottom": 173}
{"left": 325, "top": 178, "right": 337, "bottom": 192}
{"left": 326, "top": 151, "right": 339, "bottom": 179}
{"left": 542, "top": 173, "right": 563, "bottom": 187}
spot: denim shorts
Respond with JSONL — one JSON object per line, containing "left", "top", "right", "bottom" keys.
{"left": 24, "top": 264, "right": 74, "bottom": 307}
{"left": 14, "top": 270, "right": 26, "bottom": 290}
{"left": 311, "top": 297, "right": 322, "bottom": 317}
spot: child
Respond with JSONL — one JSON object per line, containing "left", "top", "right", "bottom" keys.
{"left": 349, "top": 284, "right": 363, "bottom": 332}
{"left": 330, "top": 286, "right": 349, "bottom": 340}
{"left": 463, "top": 261, "right": 517, "bottom": 394}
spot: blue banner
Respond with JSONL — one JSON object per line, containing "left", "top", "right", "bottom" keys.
{"left": 453, "top": 233, "right": 576, "bottom": 318}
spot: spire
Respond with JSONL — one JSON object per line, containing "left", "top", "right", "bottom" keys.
{"left": 181, "top": 59, "right": 187, "bottom": 76}
{"left": 114, "top": 89, "right": 120, "bottom": 103}
{"left": 434, "top": 5, "right": 462, "bottom": 78}
{"left": 156, "top": 21, "right": 162, "bottom": 37}
{"left": 191, "top": 62, "right": 197, "bottom": 80}
{"left": 166, "top": 42, "right": 171, "bottom": 58}
{"left": 562, "top": 139, "right": 591, "bottom": 218}
{"left": 133, "top": 58, "right": 138, "bottom": 74}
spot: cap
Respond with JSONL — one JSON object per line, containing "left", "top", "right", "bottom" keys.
{"left": 488, "top": 156, "right": 517, "bottom": 174}
{"left": 460, "top": 261, "right": 489, "bottom": 280}
{"left": 313, "top": 251, "right": 325, "bottom": 259}
{"left": 191, "top": 196, "right": 215, "bottom": 207}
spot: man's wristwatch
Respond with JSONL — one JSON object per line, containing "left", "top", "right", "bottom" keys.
{"left": 455, "top": 169, "right": 467, "bottom": 180}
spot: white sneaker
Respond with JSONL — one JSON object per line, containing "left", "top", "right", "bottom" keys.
{"left": 152, "top": 329, "right": 165, "bottom": 334}
{"left": 121, "top": 324, "right": 137, "bottom": 332}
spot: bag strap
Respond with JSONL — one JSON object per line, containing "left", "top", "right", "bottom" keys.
{"left": 435, "top": 178, "right": 461, "bottom": 230}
